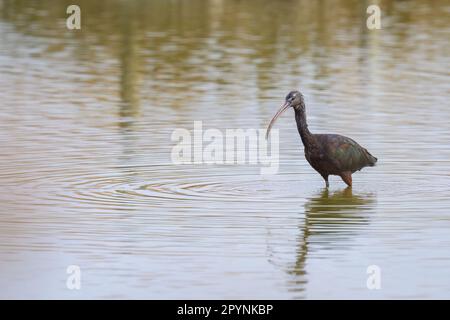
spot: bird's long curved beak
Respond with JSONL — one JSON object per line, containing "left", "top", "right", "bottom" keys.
{"left": 265, "top": 101, "right": 291, "bottom": 139}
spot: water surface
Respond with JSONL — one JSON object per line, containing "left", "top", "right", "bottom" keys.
{"left": 0, "top": 0, "right": 449, "bottom": 299}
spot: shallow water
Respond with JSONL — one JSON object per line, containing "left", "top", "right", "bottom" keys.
{"left": 0, "top": 0, "right": 449, "bottom": 299}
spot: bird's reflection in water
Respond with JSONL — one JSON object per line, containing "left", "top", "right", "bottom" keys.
{"left": 288, "top": 187, "right": 375, "bottom": 297}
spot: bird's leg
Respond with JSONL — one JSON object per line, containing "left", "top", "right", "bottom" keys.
{"left": 340, "top": 171, "right": 352, "bottom": 187}
{"left": 322, "top": 174, "right": 329, "bottom": 188}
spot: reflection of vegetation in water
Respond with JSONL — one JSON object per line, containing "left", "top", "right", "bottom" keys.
{"left": 288, "top": 187, "right": 375, "bottom": 295}
{"left": 118, "top": 5, "right": 141, "bottom": 122}
{"left": 2, "top": 0, "right": 446, "bottom": 105}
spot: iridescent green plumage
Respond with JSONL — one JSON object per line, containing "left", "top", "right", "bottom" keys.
{"left": 315, "top": 134, "right": 377, "bottom": 173}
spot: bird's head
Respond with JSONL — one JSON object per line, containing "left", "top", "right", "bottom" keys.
{"left": 266, "top": 90, "right": 305, "bottom": 139}
{"left": 285, "top": 91, "right": 304, "bottom": 111}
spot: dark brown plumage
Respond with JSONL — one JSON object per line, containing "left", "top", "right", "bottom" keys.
{"left": 266, "top": 91, "right": 377, "bottom": 187}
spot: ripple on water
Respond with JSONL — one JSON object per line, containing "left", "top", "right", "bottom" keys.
{"left": 1, "top": 160, "right": 449, "bottom": 216}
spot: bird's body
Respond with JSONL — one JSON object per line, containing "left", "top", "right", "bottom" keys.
{"left": 267, "top": 91, "right": 377, "bottom": 187}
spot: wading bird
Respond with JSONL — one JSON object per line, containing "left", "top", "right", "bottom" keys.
{"left": 266, "top": 91, "right": 377, "bottom": 187}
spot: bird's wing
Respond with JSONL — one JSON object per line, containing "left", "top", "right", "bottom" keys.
{"left": 317, "top": 134, "right": 377, "bottom": 172}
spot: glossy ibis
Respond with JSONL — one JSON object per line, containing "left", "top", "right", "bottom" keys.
{"left": 266, "top": 91, "right": 377, "bottom": 187}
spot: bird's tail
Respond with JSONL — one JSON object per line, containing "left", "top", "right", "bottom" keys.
{"left": 367, "top": 151, "right": 378, "bottom": 166}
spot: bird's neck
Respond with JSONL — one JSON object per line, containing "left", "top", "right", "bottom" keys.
{"left": 294, "top": 107, "right": 315, "bottom": 148}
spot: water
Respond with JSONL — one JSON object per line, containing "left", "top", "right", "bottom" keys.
{"left": 0, "top": 0, "right": 449, "bottom": 299}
